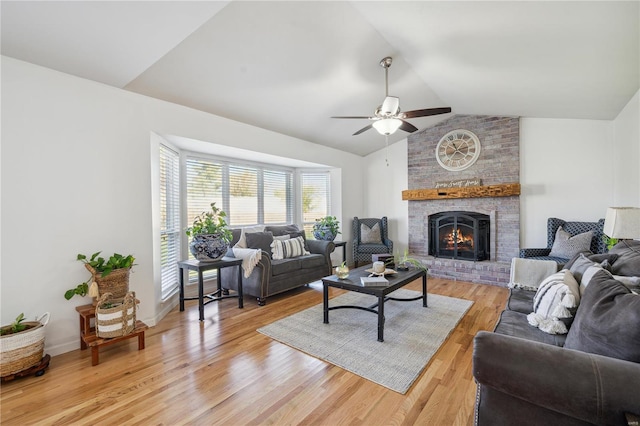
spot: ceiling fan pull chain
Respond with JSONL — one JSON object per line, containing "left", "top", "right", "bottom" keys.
{"left": 385, "top": 135, "right": 390, "bottom": 167}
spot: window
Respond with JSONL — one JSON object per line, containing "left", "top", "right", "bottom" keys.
{"left": 186, "top": 156, "right": 294, "bottom": 228}
{"left": 301, "top": 172, "right": 331, "bottom": 237}
{"left": 159, "top": 144, "right": 181, "bottom": 299}
{"left": 184, "top": 156, "right": 294, "bottom": 281}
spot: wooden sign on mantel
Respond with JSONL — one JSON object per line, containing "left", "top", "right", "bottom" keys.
{"left": 402, "top": 183, "right": 521, "bottom": 201}
{"left": 434, "top": 178, "right": 482, "bottom": 189}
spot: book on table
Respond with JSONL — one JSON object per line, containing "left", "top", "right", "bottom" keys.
{"left": 359, "top": 276, "right": 390, "bottom": 287}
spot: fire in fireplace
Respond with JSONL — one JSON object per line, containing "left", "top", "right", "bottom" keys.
{"left": 428, "top": 211, "right": 490, "bottom": 261}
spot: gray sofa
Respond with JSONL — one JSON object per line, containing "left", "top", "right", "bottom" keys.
{"left": 473, "top": 241, "right": 640, "bottom": 425}
{"left": 220, "top": 225, "right": 335, "bottom": 305}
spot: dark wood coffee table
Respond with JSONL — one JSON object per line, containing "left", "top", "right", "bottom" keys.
{"left": 322, "top": 265, "right": 427, "bottom": 342}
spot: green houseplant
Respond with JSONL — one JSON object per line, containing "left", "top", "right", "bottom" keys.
{"left": 65, "top": 252, "right": 136, "bottom": 300}
{"left": 313, "top": 216, "right": 340, "bottom": 241}
{"left": 186, "top": 202, "right": 233, "bottom": 261}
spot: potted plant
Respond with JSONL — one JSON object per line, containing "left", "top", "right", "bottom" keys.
{"left": 186, "top": 202, "right": 233, "bottom": 261}
{"left": 313, "top": 216, "right": 340, "bottom": 241}
{"left": 1, "top": 312, "right": 50, "bottom": 377}
{"left": 65, "top": 252, "right": 136, "bottom": 300}
{"left": 394, "top": 248, "right": 427, "bottom": 272}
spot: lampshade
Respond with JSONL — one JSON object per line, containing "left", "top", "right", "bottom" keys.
{"left": 372, "top": 118, "right": 402, "bottom": 135}
{"left": 603, "top": 207, "right": 640, "bottom": 239}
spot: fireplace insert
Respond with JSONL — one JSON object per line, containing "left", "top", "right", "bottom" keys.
{"left": 428, "top": 211, "right": 490, "bottom": 261}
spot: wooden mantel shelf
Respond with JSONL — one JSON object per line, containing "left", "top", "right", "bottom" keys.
{"left": 402, "top": 183, "right": 520, "bottom": 201}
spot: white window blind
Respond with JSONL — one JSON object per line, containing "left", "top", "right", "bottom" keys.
{"left": 301, "top": 172, "right": 331, "bottom": 237}
{"left": 187, "top": 156, "right": 293, "bottom": 228}
{"left": 159, "top": 144, "right": 181, "bottom": 299}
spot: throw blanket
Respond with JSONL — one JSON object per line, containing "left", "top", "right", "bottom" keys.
{"left": 509, "top": 258, "right": 558, "bottom": 291}
{"left": 232, "top": 248, "right": 262, "bottom": 278}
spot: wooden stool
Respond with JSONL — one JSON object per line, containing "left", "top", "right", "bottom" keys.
{"left": 75, "top": 304, "right": 148, "bottom": 366}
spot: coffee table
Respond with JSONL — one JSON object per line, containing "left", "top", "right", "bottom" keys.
{"left": 322, "top": 265, "right": 427, "bottom": 342}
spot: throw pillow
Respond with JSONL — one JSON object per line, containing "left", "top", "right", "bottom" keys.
{"left": 360, "top": 222, "right": 382, "bottom": 244}
{"left": 526, "top": 270, "right": 581, "bottom": 335}
{"left": 245, "top": 232, "right": 274, "bottom": 256}
{"left": 548, "top": 227, "right": 593, "bottom": 259}
{"left": 608, "top": 240, "right": 640, "bottom": 276}
{"left": 273, "top": 234, "right": 291, "bottom": 241}
{"left": 569, "top": 253, "right": 601, "bottom": 283}
{"left": 289, "top": 230, "right": 310, "bottom": 251}
{"left": 271, "top": 236, "right": 309, "bottom": 260}
{"left": 233, "top": 225, "right": 266, "bottom": 249}
{"left": 579, "top": 264, "right": 614, "bottom": 295}
{"left": 564, "top": 270, "right": 640, "bottom": 363}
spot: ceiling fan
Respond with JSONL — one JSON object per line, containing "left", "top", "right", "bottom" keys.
{"left": 332, "top": 57, "right": 451, "bottom": 136}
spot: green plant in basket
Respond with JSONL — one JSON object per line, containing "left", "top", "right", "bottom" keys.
{"left": 64, "top": 252, "right": 136, "bottom": 300}
{"left": 0, "top": 313, "right": 27, "bottom": 336}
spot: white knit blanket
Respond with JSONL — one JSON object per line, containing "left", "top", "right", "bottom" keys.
{"left": 508, "top": 258, "right": 559, "bottom": 291}
{"left": 232, "top": 248, "right": 262, "bottom": 278}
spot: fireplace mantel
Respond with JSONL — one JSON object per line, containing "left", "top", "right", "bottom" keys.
{"left": 402, "top": 183, "right": 520, "bottom": 201}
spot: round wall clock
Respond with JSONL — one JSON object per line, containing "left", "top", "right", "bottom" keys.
{"left": 436, "top": 129, "right": 481, "bottom": 171}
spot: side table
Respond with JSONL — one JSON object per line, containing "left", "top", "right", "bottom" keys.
{"left": 75, "top": 304, "right": 148, "bottom": 366}
{"left": 178, "top": 257, "right": 244, "bottom": 321}
{"left": 332, "top": 241, "right": 347, "bottom": 266}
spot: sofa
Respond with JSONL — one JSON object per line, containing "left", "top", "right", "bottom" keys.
{"left": 473, "top": 240, "right": 640, "bottom": 425}
{"left": 220, "top": 224, "right": 335, "bottom": 305}
{"left": 519, "top": 217, "right": 606, "bottom": 266}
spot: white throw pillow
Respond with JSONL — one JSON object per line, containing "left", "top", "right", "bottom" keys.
{"left": 526, "top": 270, "right": 581, "bottom": 335}
{"left": 233, "top": 225, "right": 265, "bottom": 249}
{"left": 271, "top": 236, "right": 309, "bottom": 260}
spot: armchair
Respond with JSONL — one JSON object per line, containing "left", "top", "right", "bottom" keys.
{"left": 352, "top": 217, "right": 393, "bottom": 267}
{"left": 519, "top": 217, "right": 606, "bottom": 265}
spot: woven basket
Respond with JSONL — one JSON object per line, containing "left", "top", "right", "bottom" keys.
{"left": 96, "top": 292, "right": 136, "bottom": 338}
{"left": 86, "top": 264, "right": 131, "bottom": 299}
{"left": 0, "top": 313, "right": 50, "bottom": 377}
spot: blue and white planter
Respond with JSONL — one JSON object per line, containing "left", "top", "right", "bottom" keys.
{"left": 189, "top": 234, "right": 230, "bottom": 261}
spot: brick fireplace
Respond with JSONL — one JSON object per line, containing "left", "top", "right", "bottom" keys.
{"left": 407, "top": 115, "right": 520, "bottom": 286}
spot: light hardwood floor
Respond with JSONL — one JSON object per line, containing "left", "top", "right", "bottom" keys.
{"left": 1, "top": 277, "right": 508, "bottom": 425}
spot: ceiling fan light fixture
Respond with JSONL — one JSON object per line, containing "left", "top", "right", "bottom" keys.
{"left": 373, "top": 118, "right": 402, "bottom": 135}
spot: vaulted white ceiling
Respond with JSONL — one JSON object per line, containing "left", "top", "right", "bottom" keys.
{"left": 2, "top": 1, "right": 638, "bottom": 156}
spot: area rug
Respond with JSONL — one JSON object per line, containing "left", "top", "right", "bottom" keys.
{"left": 257, "top": 288, "right": 473, "bottom": 394}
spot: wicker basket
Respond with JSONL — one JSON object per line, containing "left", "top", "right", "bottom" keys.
{"left": 96, "top": 292, "right": 136, "bottom": 338}
{"left": 0, "top": 313, "right": 50, "bottom": 377}
{"left": 86, "top": 264, "right": 131, "bottom": 299}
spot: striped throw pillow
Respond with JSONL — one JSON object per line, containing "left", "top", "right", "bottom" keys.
{"left": 526, "top": 270, "right": 581, "bottom": 334}
{"left": 271, "top": 236, "right": 309, "bottom": 260}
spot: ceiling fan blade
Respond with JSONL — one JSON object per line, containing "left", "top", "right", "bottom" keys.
{"left": 399, "top": 120, "right": 418, "bottom": 133}
{"left": 331, "top": 116, "right": 372, "bottom": 119}
{"left": 402, "top": 107, "right": 452, "bottom": 119}
{"left": 353, "top": 124, "right": 373, "bottom": 135}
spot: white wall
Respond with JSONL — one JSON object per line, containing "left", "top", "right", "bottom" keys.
{"left": 519, "top": 118, "right": 615, "bottom": 248}
{"left": 1, "top": 57, "right": 364, "bottom": 355}
{"left": 363, "top": 139, "right": 409, "bottom": 254}
{"left": 612, "top": 90, "right": 640, "bottom": 206}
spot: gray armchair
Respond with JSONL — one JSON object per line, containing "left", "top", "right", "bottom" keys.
{"left": 352, "top": 217, "right": 393, "bottom": 267}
